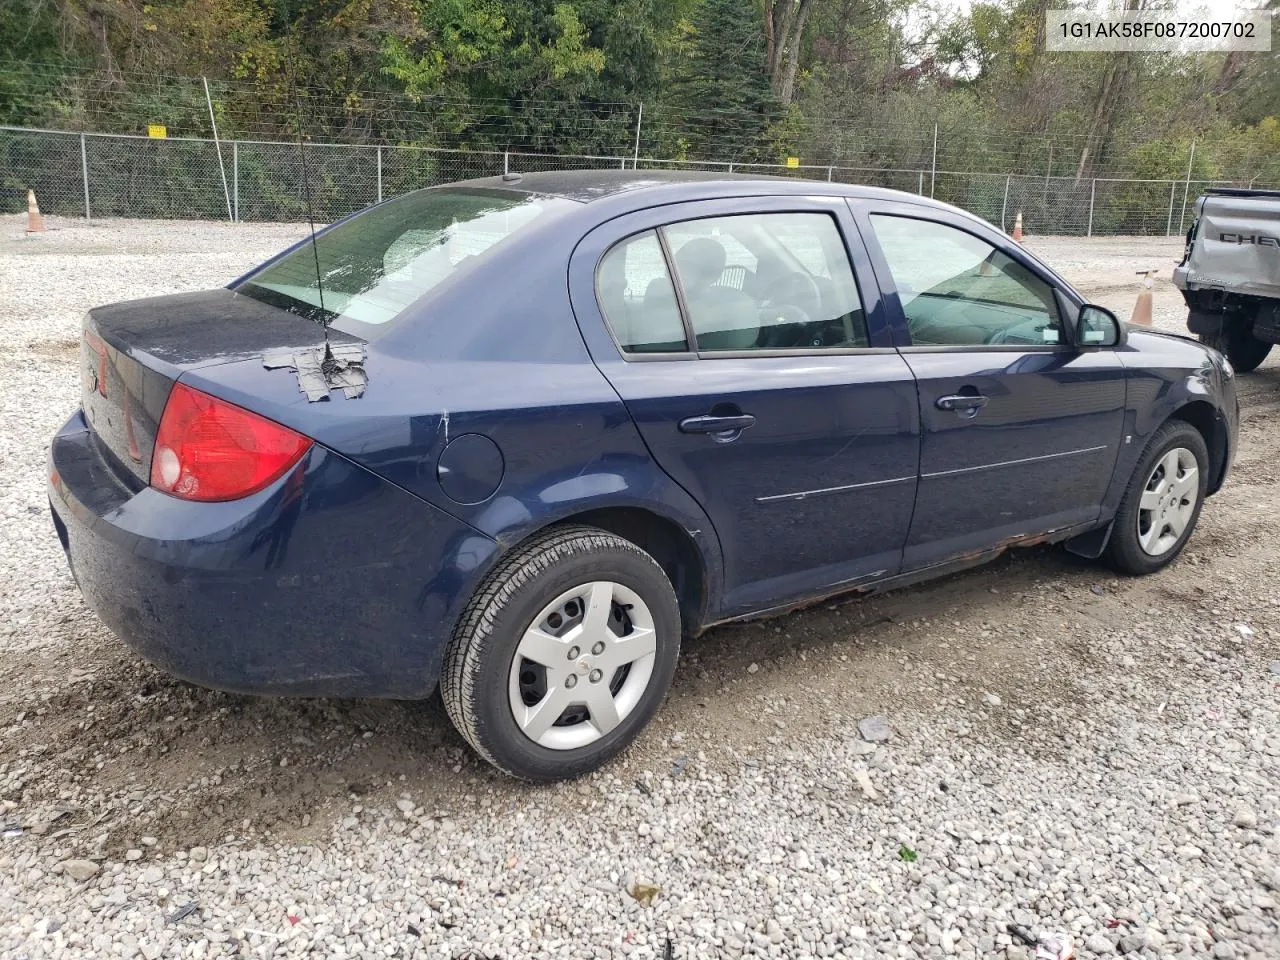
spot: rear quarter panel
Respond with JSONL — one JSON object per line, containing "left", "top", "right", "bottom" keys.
{"left": 51, "top": 414, "right": 494, "bottom": 697}
{"left": 185, "top": 210, "right": 726, "bottom": 624}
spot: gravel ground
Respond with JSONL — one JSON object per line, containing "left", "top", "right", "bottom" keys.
{"left": 2, "top": 216, "right": 1278, "bottom": 960}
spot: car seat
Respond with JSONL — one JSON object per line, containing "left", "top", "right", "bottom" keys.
{"left": 638, "top": 276, "right": 687, "bottom": 352}
{"left": 675, "top": 238, "right": 759, "bottom": 350}
{"left": 597, "top": 249, "right": 630, "bottom": 345}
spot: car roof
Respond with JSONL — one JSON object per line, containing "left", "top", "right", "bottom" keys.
{"left": 453, "top": 168, "right": 936, "bottom": 207}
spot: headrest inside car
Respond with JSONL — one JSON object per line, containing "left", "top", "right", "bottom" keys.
{"left": 675, "top": 238, "right": 727, "bottom": 295}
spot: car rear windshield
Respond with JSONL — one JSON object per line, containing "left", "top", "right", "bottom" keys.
{"left": 236, "top": 187, "right": 567, "bottom": 333}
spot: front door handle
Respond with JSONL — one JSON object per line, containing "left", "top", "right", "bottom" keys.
{"left": 935, "top": 394, "right": 989, "bottom": 412}
{"left": 679, "top": 413, "right": 756, "bottom": 434}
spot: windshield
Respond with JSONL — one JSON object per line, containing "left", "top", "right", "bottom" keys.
{"left": 237, "top": 187, "right": 567, "bottom": 332}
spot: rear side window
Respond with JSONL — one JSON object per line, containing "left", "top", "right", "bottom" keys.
{"left": 595, "top": 212, "right": 868, "bottom": 356}
{"left": 664, "top": 213, "right": 867, "bottom": 352}
{"left": 596, "top": 231, "right": 689, "bottom": 353}
{"left": 869, "top": 215, "right": 1061, "bottom": 347}
{"left": 238, "top": 188, "right": 570, "bottom": 333}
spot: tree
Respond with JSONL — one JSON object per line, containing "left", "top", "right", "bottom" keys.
{"left": 1075, "top": 0, "right": 1153, "bottom": 175}
{"left": 0, "top": 0, "right": 76, "bottom": 125}
{"left": 765, "top": 0, "right": 813, "bottom": 105}
{"left": 663, "top": 0, "right": 777, "bottom": 160}
{"left": 382, "top": 1, "right": 622, "bottom": 150}
{"left": 4, "top": 0, "right": 1280, "bottom": 190}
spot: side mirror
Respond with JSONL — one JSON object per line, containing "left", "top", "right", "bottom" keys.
{"left": 1076, "top": 304, "right": 1125, "bottom": 348}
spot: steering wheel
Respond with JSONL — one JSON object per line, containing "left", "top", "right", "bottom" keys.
{"left": 779, "top": 272, "right": 824, "bottom": 320}
{"left": 756, "top": 304, "right": 813, "bottom": 348}
{"left": 756, "top": 272, "right": 824, "bottom": 348}
{"left": 986, "top": 319, "right": 1053, "bottom": 346}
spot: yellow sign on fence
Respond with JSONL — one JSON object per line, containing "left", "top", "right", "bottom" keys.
{"left": 147, "top": 124, "right": 167, "bottom": 139}
{"left": 785, "top": 156, "right": 799, "bottom": 168}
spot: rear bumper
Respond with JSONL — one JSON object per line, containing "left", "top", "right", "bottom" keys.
{"left": 49, "top": 411, "right": 497, "bottom": 697}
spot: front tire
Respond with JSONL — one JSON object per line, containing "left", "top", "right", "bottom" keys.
{"left": 1200, "top": 320, "right": 1273, "bottom": 372}
{"left": 1105, "top": 421, "right": 1209, "bottom": 575}
{"left": 441, "top": 525, "right": 681, "bottom": 781}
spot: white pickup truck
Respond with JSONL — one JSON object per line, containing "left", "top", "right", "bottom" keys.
{"left": 1174, "top": 188, "right": 1280, "bottom": 371}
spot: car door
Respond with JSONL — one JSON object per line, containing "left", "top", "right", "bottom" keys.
{"left": 568, "top": 196, "right": 920, "bottom": 618}
{"left": 852, "top": 199, "right": 1128, "bottom": 570}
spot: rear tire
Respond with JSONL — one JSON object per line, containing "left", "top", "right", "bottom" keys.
{"left": 441, "top": 525, "right": 681, "bottom": 781}
{"left": 1105, "top": 421, "right": 1209, "bottom": 576}
{"left": 1200, "top": 320, "right": 1273, "bottom": 372}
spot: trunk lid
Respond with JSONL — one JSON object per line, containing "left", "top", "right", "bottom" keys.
{"left": 82, "top": 288, "right": 360, "bottom": 483}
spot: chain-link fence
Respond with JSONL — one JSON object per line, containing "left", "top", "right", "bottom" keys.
{"left": 1, "top": 124, "right": 1269, "bottom": 236}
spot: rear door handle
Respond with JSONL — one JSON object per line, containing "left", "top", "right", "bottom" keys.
{"left": 679, "top": 414, "right": 756, "bottom": 434}
{"left": 935, "top": 394, "right": 989, "bottom": 412}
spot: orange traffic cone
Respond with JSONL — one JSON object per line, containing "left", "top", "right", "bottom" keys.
{"left": 1011, "top": 210, "right": 1024, "bottom": 243}
{"left": 1130, "top": 270, "right": 1156, "bottom": 326}
{"left": 26, "top": 189, "right": 46, "bottom": 233}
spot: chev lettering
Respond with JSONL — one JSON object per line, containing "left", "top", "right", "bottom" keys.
{"left": 1219, "top": 232, "right": 1280, "bottom": 247}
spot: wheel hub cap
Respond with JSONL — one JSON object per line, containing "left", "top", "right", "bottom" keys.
{"left": 508, "top": 581, "right": 657, "bottom": 751}
{"left": 1137, "top": 446, "right": 1199, "bottom": 558}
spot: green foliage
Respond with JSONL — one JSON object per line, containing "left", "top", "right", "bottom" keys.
{"left": 0, "top": 0, "right": 83, "bottom": 126}
{"left": 661, "top": 0, "right": 777, "bottom": 161}
{"left": 3, "top": 0, "right": 1280, "bottom": 186}
{"left": 382, "top": 1, "right": 514, "bottom": 95}
{"left": 378, "top": 1, "right": 648, "bottom": 152}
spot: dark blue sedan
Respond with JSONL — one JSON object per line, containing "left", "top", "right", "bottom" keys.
{"left": 49, "top": 171, "right": 1238, "bottom": 779}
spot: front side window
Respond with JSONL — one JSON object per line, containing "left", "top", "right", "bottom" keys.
{"left": 869, "top": 215, "right": 1062, "bottom": 347}
{"left": 238, "top": 188, "right": 570, "bottom": 333}
{"left": 663, "top": 213, "right": 869, "bottom": 352}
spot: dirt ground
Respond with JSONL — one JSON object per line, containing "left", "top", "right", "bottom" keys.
{"left": 1, "top": 220, "right": 1276, "bottom": 872}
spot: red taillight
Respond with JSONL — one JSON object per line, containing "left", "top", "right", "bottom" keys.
{"left": 150, "top": 383, "right": 312, "bottom": 502}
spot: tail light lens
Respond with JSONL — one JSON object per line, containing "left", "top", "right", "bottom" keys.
{"left": 150, "top": 383, "right": 312, "bottom": 502}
